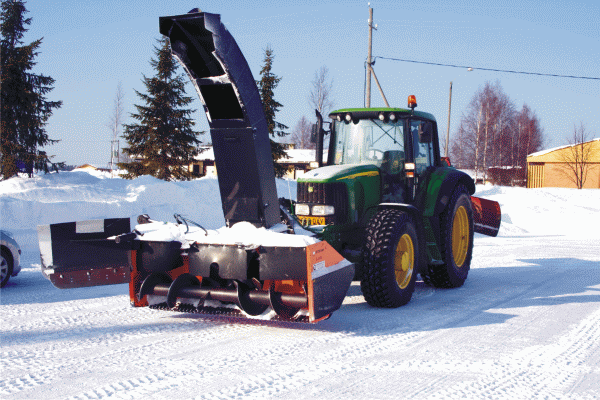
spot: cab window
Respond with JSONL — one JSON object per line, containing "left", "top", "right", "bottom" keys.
{"left": 410, "top": 120, "right": 435, "bottom": 175}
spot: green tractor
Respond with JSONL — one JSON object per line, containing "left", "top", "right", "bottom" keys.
{"left": 292, "top": 96, "right": 501, "bottom": 308}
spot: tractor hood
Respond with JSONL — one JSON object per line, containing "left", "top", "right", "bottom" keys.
{"left": 299, "top": 164, "right": 380, "bottom": 183}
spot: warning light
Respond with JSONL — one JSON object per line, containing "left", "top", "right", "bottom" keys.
{"left": 408, "top": 95, "right": 417, "bottom": 109}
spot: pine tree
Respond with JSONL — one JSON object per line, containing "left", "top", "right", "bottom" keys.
{"left": 1, "top": 0, "right": 62, "bottom": 179}
{"left": 118, "top": 37, "right": 202, "bottom": 181}
{"left": 256, "top": 45, "right": 290, "bottom": 178}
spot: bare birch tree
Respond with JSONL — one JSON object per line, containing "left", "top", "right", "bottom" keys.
{"left": 561, "top": 122, "right": 595, "bottom": 189}
{"left": 107, "top": 82, "right": 125, "bottom": 169}
{"left": 514, "top": 104, "right": 544, "bottom": 170}
{"left": 450, "top": 81, "right": 541, "bottom": 185}
{"left": 308, "top": 66, "right": 334, "bottom": 117}
{"left": 290, "top": 116, "right": 315, "bottom": 149}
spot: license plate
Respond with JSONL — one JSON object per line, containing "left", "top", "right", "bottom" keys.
{"left": 298, "top": 216, "right": 326, "bottom": 226}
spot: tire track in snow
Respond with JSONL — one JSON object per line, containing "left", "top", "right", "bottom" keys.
{"left": 412, "top": 306, "right": 600, "bottom": 399}
{"left": 189, "top": 328, "right": 438, "bottom": 399}
{"left": 1, "top": 319, "right": 247, "bottom": 397}
{"left": 58, "top": 326, "right": 349, "bottom": 400}
{"left": 3, "top": 280, "right": 518, "bottom": 399}
{"left": 3, "top": 306, "right": 349, "bottom": 399}
{"left": 21, "top": 309, "right": 429, "bottom": 399}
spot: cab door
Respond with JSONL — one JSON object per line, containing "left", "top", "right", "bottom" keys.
{"left": 410, "top": 119, "right": 436, "bottom": 176}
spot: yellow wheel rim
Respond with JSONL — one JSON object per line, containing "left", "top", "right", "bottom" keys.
{"left": 452, "top": 206, "right": 469, "bottom": 267}
{"left": 394, "top": 233, "right": 414, "bottom": 289}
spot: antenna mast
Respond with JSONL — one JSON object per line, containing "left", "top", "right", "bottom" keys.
{"left": 366, "top": 5, "right": 373, "bottom": 107}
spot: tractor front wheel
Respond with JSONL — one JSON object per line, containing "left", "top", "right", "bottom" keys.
{"left": 361, "top": 209, "right": 419, "bottom": 308}
{"left": 423, "top": 185, "right": 474, "bottom": 288}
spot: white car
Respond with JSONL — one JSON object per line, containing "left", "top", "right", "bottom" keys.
{"left": 1, "top": 230, "right": 21, "bottom": 288}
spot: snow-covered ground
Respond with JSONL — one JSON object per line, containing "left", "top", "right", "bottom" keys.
{"left": 1, "top": 170, "right": 599, "bottom": 399}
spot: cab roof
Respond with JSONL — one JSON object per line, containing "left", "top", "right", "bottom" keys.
{"left": 329, "top": 108, "right": 437, "bottom": 122}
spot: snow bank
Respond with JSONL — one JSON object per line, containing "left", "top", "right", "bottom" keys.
{"left": 474, "top": 185, "right": 600, "bottom": 238}
{"left": 1, "top": 172, "right": 228, "bottom": 231}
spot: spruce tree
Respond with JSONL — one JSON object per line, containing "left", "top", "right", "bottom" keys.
{"left": 1, "top": 0, "right": 62, "bottom": 179}
{"left": 119, "top": 37, "right": 202, "bottom": 181}
{"left": 256, "top": 45, "right": 290, "bottom": 178}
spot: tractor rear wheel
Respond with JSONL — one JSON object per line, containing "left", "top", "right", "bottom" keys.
{"left": 423, "top": 185, "right": 474, "bottom": 288}
{"left": 361, "top": 209, "right": 418, "bottom": 308}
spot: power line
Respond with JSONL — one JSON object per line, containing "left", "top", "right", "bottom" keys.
{"left": 374, "top": 56, "right": 600, "bottom": 80}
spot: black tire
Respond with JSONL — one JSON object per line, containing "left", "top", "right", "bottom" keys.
{"left": 360, "top": 209, "right": 419, "bottom": 308}
{"left": 422, "top": 185, "right": 474, "bottom": 288}
{"left": 1, "top": 248, "right": 14, "bottom": 288}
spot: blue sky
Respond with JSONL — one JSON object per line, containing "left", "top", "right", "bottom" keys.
{"left": 21, "top": 0, "right": 600, "bottom": 167}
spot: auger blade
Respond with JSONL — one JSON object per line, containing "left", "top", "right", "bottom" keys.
{"left": 135, "top": 241, "right": 354, "bottom": 323}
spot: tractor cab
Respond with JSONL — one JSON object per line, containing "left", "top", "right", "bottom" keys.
{"left": 294, "top": 97, "right": 446, "bottom": 257}
{"left": 326, "top": 99, "right": 440, "bottom": 204}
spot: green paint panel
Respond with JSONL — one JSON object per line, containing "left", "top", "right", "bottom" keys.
{"left": 297, "top": 164, "right": 381, "bottom": 249}
{"left": 297, "top": 164, "right": 380, "bottom": 183}
{"left": 423, "top": 168, "right": 452, "bottom": 217}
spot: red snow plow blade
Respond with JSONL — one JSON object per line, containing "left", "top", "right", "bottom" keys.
{"left": 37, "top": 218, "right": 354, "bottom": 323}
{"left": 471, "top": 196, "right": 501, "bottom": 237}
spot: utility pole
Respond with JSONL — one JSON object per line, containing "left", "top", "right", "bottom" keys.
{"left": 445, "top": 81, "right": 453, "bottom": 157}
{"left": 366, "top": 5, "right": 374, "bottom": 108}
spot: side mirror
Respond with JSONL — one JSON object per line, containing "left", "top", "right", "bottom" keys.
{"left": 418, "top": 121, "right": 433, "bottom": 143}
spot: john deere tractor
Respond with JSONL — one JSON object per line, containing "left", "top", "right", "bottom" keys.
{"left": 292, "top": 99, "right": 500, "bottom": 308}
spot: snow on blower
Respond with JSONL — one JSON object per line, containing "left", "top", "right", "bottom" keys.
{"left": 37, "top": 9, "right": 500, "bottom": 323}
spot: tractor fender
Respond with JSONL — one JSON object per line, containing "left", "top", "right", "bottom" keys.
{"left": 412, "top": 168, "right": 475, "bottom": 265}
{"left": 422, "top": 167, "right": 475, "bottom": 219}
{"left": 376, "top": 203, "right": 428, "bottom": 274}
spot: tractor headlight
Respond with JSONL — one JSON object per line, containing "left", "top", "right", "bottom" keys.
{"left": 295, "top": 204, "right": 310, "bottom": 216}
{"left": 312, "top": 205, "right": 335, "bottom": 216}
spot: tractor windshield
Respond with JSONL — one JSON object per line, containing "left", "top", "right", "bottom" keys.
{"left": 332, "top": 119, "right": 405, "bottom": 171}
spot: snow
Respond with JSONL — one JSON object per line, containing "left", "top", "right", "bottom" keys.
{"left": 131, "top": 220, "right": 318, "bottom": 248}
{"left": 1, "top": 171, "right": 600, "bottom": 399}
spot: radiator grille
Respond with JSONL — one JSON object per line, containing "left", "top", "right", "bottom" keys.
{"left": 297, "top": 182, "right": 349, "bottom": 224}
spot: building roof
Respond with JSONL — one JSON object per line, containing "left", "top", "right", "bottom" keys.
{"left": 75, "top": 164, "right": 98, "bottom": 170}
{"left": 278, "top": 149, "right": 328, "bottom": 164}
{"left": 527, "top": 138, "right": 600, "bottom": 163}
{"left": 193, "top": 147, "right": 327, "bottom": 163}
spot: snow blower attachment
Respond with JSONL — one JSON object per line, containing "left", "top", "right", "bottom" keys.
{"left": 35, "top": 9, "right": 355, "bottom": 323}
{"left": 37, "top": 216, "right": 354, "bottom": 322}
